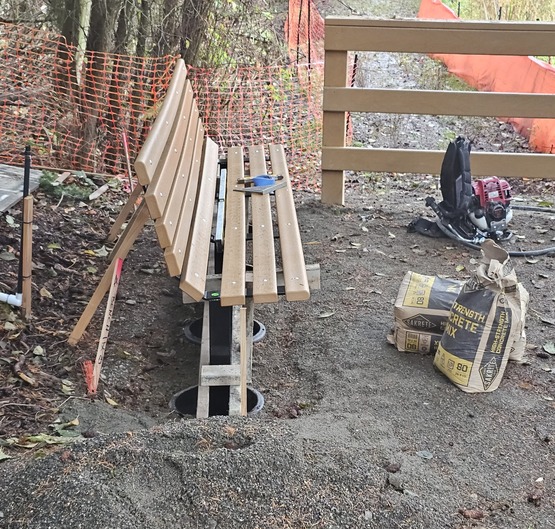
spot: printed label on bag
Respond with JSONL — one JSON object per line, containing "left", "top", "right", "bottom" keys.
{"left": 434, "top": 343, "right": 473, "bottom": 386}
{"left": 402, "top": 273, "right": 462, "bottom": 310}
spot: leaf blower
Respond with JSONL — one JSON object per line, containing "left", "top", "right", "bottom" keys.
{"left": 409, "top": 135, "right": 555, "bottom": 256}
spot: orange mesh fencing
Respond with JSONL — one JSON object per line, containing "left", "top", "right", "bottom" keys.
{"left": 188, "top": 64, "right": 323, "bottom": 189}
{"left": 0, "top": 18, "right": 325, "bottom": 189}
{"left": 0, "top": 22, "right": 177, "bottom": 174}
{"left": 418, "top": 0, "right": 555, "bottom": 153}
{"left": 286, "top": 0, "right": 325, "bottom": 66}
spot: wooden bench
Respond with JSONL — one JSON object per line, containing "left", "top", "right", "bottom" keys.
{"left": 69, "top": 58, "right": 320, "bottom": 417}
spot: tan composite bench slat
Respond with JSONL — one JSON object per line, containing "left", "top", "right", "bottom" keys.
{"left": 179, "top": 138, "right": 219, "bottom": 300}
{"left": 134, "top": 59, "right": 187, "bottom": 185}
{"left": 144, "top": 80, "right": 198, "bottom": 221}
{"left": 270, "top": 144, "right": 310, "bottom": 301}
{"left": 248, "top": 145, "right": 278, "bottom": 303}
{"left": 220, "top": 147, "right": 247, "bottom": 307}
{"left": 162, "top": 121, "right": 205, "bottom": 275}
{"left": 155, "top": 115, "right": 204, "bottom": 248}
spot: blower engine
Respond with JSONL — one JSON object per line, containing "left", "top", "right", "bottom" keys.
{"left": 469, "top": 176, "right": 513, "bottom": 239}
{"left": 416, "top": 136, "right": 514, "bottom": 244}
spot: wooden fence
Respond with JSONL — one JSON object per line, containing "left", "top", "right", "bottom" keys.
{"left": 321, "top": 18, "right": 555, "bottom": 205}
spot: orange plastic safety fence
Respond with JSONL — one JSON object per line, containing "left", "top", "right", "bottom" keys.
{"left": 0, "top": 8, "right": 327, "bottom": 190}
{"left": 0, "top": 23, "right": 177, "bottom": 175}
{"left": 187, "top": 64, "right": 323, "bottom": 189}
{"left": 285, "top": 0, "right": 325, "bottom": 66}
{"left": 418, "top": 0, "right": 555, "bottom": 154}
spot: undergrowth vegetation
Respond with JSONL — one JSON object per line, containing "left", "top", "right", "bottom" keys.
{"left": 444, "top": 0, "right": 555, "bottom": 21}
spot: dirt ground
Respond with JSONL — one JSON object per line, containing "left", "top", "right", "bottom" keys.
{"left": 1, "top": 0, "right": 555, "bottom": 528}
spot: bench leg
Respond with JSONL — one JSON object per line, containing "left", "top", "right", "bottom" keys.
{"left": 193, "top": 300, "right": 257, "bottom": 418}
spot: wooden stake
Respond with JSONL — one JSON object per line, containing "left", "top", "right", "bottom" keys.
{"left": 240, "top": 306, "right": 248, "bottom": 416}
{"left": 91, "top": 258, "right": 123, "bottom": 393}
{"left": 21, "top": 195, "right": 33, "bottom": 319}
{"left": 68, "top": 201, "right": 149, "bottom": 345}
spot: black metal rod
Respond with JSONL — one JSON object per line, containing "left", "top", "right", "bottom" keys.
{"left": 17, "top": 146, "right": 31, "bottom": 294}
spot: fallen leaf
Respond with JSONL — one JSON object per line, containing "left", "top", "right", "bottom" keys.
{"left": 33, "top": 345, "right": 45, "bottom": 356}
{"left": 456, "top": 264, "right": 465, "bottom": 272}
{"left": 542, "top": 342, "right": 555, "bottom": 355}
{"left": 317, "top": 311, "right": 335, "bottom": 319}
{"left": 458, "top": 508, "right": 485, "bottom": 520}
{"left": 39, "top": 287, "right": 53, "bottom": 299}
{"left": 224, "top": 425, "right": 237, "bottom": 436}
{"left": 106, "top": 397, "right": 119, "bottom": 407}
{"left": 94, "top": 246, "right": 109, "bottom": 257}
{"left": 0, "top": 448, "right": 13, "bottom": 461}
{"left": 0, "top": 251, "right": 17, "bottom": 261}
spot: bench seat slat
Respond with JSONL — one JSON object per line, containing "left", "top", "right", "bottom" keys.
{"left": 220, "top": 147, "right": 247, "bottom": 306}
{"left": 134, "top": 60, "right": 188, "bottom": 186}
{"left": 155, "top": 116, "right": 204, "bottom": 249}
{"left": 162, "top": 121, "right": 205, "bottom": 276}
{"left": 248, "top": 145, "right": 278, "bottom": 304}
{"left": 144, "top": 81, "right": 198, "bottom": 221}
{"left": 270, "top": 144, "right": 310, "bottom": 301}
{"left": 179, "top": 138, "right": 219, "bottom": 300}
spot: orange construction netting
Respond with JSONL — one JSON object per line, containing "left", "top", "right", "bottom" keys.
{"left": 285, "top": 0, "right": 325, "bottom": 66}
{"left": 0, "top": 5, "right": 327, "bottom": 189}
{"left": 0, "top": 23, "right": 176, "bottom": 175}
{"left": 418, "top": 0, "right": 555, "bottom": 154}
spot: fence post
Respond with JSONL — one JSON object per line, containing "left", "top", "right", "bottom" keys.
{"left": 322, "top": 49, "right": 349, "bottom": 205}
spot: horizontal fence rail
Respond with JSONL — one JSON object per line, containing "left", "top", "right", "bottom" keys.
{"left": 321, "top": 17, "right": 555, "bottom": 205}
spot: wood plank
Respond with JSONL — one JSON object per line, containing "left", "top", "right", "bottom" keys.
{"left": 163, "top": 131, "right": 207, "bottom": 276}
{"left": 228, "top": 305, "right": 242, "bottom": 416}
{"left": 321, "top": 147, "right": 555, "bottom": 179}
{"left": 155, "top": 115, "right": 204, "bottom": 248}
{"left": 200, "top": 365, "right": 241, "bottom": 386}
{"left": 143, "top": 80, "right": 197, "bottom": 220}
{"left": 220, "top": 147, "right": 247, "bottom": 307}
{"left": 69, "top": 202, "right": 150, "bottom": 345}
{"left": 240, "top": 306, "right": 247, "bottom": 416}
{"left": 196, "top": 301, "right": 211, "bottom": 419}
{"left": 323, "top": 88, "right": 555, "bottom": 119}
{"left": 106, "top": 183, "right": 143, "bottom": 243}
{"left": 269, "top": 145, "right": 309, "bottom": 302}
{"left": 325, "top": 17, "right": 555, "bottom": 32}
{"left": 248, "top": 145, "right": 278, "bottom": 304}
{"left": 134, "top": 59, "right": 187, "bottom": 185}
{"left": 179, "top": 138, "right": 219, "bottom": 299}
{"left": 324, "top": 24, "right": 555, "bottom": 55}
{"left": 21, "top": 196, "right": 33, "bottom": 319}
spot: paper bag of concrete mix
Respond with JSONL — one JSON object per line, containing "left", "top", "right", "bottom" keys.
{"left": 434, "top": 240, "right": 529, "bottom": 393}
{"left": 394, "top": 271, "right": 464, "bottom": 334}
{"left": 391, "top": 326, "right": 444, "bottom": 354}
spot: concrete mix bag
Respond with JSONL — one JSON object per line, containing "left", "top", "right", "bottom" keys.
{"left": 392, "top": 271, "right": 464, "bottom": 353}
{"left": 434, "top": 240, "right": 529, "bottom": 393}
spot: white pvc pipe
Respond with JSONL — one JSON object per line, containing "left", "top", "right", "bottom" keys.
{"left": 0, "top": 292, "right": 23, "bottom": 307}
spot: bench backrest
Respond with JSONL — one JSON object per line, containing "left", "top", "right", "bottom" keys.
{"left": 134, "top": 58, "right": 217, "bottom": 279}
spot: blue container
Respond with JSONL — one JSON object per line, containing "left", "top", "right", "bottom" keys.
{"left": 252, "top": 175, "right": 275, "bottom": 187}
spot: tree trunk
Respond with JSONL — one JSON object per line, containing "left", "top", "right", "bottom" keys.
{"left": 79, "top": 0, "right": 124, "bottom": 170}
